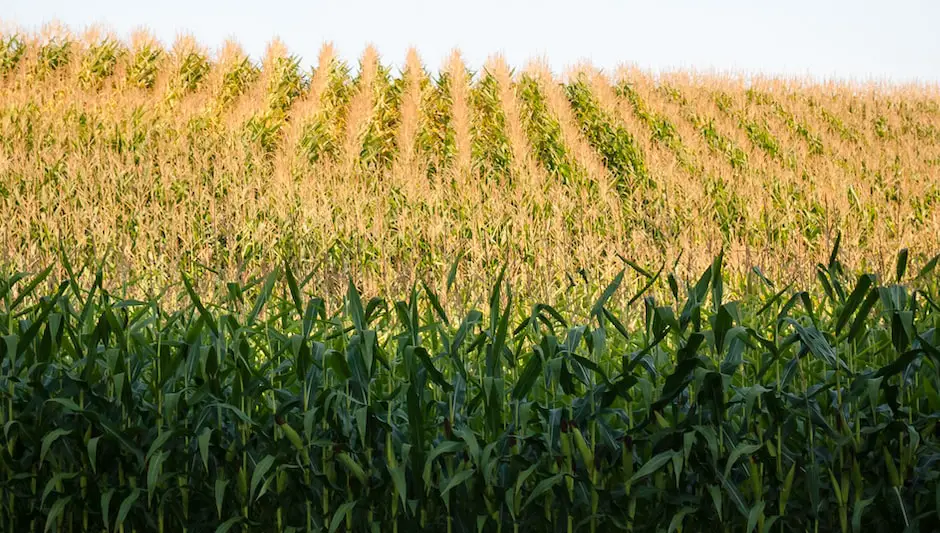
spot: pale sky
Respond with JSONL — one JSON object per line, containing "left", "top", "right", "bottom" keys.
{"left": 4, "top": 0, "right": 939, "bottom": 82}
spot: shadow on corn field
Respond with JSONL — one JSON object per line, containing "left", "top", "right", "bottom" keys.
{"left": 1, "top": 243, "right": 939, "bottom": 532}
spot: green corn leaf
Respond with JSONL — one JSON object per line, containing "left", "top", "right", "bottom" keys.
{"left": 591, "top": 269, "right": 624, "bottom": 318}
{"left": 512, "top": 353, "right": 542, "bottom": 400}
{"left": 414, "top": 346, "right": 452, "bottom": 391}
{"left": 667, "top": 507, "right": 696, "bottom": 533}
{"left": 707, "top": 484, "right": 723, "bottom": 522}
{"left": 523, "top": 473, "right": 566, "bottom": 509}
{"left": 87, "top": 436, "right": 101, "bottom": 474}
{"left": 446, "top": 251, "right": 464, "bottom": 291}
{"left": 100, "top": 488, "right": 114, "bottom": 526}
{"left": 630, "top": 450, "right": 677, "bottom": 483}
{"left": 329, "top": 501, "right": 358, "bottom": 533}
{"left": 247, "top": 271, "right": 276, "bottom": 326}
{"left": 785, "top": 319, "right": 845, "bottom": 371}
{"left": 181, "top": 273, "right": 218, "bottom": 336}
{"left": 851, "top": 498, "right": 875, "bottom": 533}
{"left": 724, "top": 442, "right": 762, "bottom": 480}
{"left": 10, "top": 264, "right": 53, "bottom": 311}
{"left": 896, "top": 248, "right": 909, "bottom": 282}
{"left": 746, "top": 501, "right": 765, "bottom": 533}
{"left": 215, "top": 517, "right": 243, "bottom": 533}
{"left": 44, "top": 496, "right": 72, "bottom": 533}
{"left": 146, "top": 430, "right": 174, "bottom": 461}
{"left": 40, "top": 429, "right": 71, "bottom": 467}
{"left": 836, "top": 274, "right": 875, "bottom": 335}
{"left": 848, "top": 290, "right": 881, "bottom": 342}
{"left": 423, "top": 281, "right": 449, "bottom": 326}
{"left": 719, "top": 472, "right": 749, "bottom": 518}
{"left": 198, "top": 427, "right": 212, "bottom": 472}
{"left": 440, "top": 468, "right": 476, "bottom": 499}
{"left": 147, "top": 450, "right": 167, "bottom": 504}
{"left": 115, "top": 488, "right": 141, "bottom": 530}
{"left": 284, "top": 262, "right": 304, "bottom": 318}
{"left": 916, "top": 253, "right": 940, "bottom": 280}
{"left": 215, "top": 479, "right": 228, "bottom": 519}
{"left": 347, "top": 278, "right": 365, "bottom": 333}
{"left": 389, "top": 463, "right": 408, "bottom": 507}
{"left": 250, "top": 455, "right": 276, "bottom": 502}
{"left": 41, "top": 472, "right": 78, "bottom": 507}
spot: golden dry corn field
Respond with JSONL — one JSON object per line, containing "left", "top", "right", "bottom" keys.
{"left": 1, "top": 26, "right": 939, "bottom": 306}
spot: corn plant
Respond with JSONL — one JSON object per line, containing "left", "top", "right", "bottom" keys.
{"left": 416, "top": 71, "right": 456, "bottom": 177}
{"left": 33, "top": 37, "right": 72, "bottom": 76}
{"left": 0, "top": 34, "right": 26, "bottom": 76}
{"left": 79, "top": 39, "right": 125, "bottom": 89}
{"left": 218, "top": 57, "right": 260, "bottom": 108}
{"left": 165, "top": 51, "right": 211, "bottom": 104}
{"left": 565, "top": 76, "right": 650, "bottom": 192}
{"left": 298, "top": 59, "right": 351, "bottom": 164}
{"left": 517, "top": 74, "right": 579, "bottom": 183}
{"left": 245, "top": 55, "right": 308, "bottom": 156}
{"left": 695, "top": 114, "right": 749, "bottom": 171}
{"left": 359, "top": 61, "right": 402, "bottom": 170}
{"left": 2, "top": 247, "right": 939, "bottom": 532}
{"left": 266, "top": 55, "right": 308, "bottom": 115}
{"left": 745, "top": 89, "right": 824, "bottom": 156}
{"left": 469, "top": 71, "right": 513, "bottom": 182}
{"left": 127, "top": 42, "right": 163, "bottom": 89}
{"left": 616, "top": 82, "right": 696, "bottom": 173}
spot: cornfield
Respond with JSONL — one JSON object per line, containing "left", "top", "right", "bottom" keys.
{"left": 2, "top": 246, "right": 940, "bottom": 532}
{"left": 2, "top": 24, "right": 940, "bottom": 532}
{"left": 1, "top": 26, "right": 939, "bottom": 302}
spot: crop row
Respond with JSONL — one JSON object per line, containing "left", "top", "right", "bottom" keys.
{"left": 1, "top": 247, "right": 940, "bottom": 531}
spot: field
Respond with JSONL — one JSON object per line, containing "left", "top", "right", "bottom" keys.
{"left": 2, "top": 27, "right": 940, "bottom": 303}
{"left": 2, "top": 25, "right": 940, "bottom": 532}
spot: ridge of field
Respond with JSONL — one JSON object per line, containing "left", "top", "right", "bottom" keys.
{"left": 1, "top": 27, "right": 939, "bottom": 303}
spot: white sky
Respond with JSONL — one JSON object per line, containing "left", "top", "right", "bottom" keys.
{"left": 4, "top": 0, "right": 940, "bottom": 82}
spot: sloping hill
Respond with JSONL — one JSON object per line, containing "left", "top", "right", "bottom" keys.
{"left": 1, "top": 27, "right": 938, "bottom": 299}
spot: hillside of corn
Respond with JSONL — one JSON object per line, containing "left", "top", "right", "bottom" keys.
{"left": 3, "top": 24, "right": 940, "bottom": 533}
{"left": 1, "top": 27, "right": 939, "bottom": 304}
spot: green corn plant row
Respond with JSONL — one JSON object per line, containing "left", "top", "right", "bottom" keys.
{"left": 217, "top": 56, "right": 261, "bottom": 109}
{"left": 695, "top": 115, "right": 749, "bottom": 171}
{"left": 359, "top": 62, "right": 402, "bottom": 171}
{"left": 34, "top": 38, "right": 73, "bottom": 77}
{"left": 704, "top": 174, "right": 750, "bottom": 243}
{"left": 517, "top": 74, "right": 580, "bottom": 184}
{"left": 165, "top": 51, "right": 212, "bottom": 105}
{"left": 745, "top": 89, "right": 824, "bottom": 156}
{"left": 1, "top": 246, "right": 940, "bottom": 533}
{"left": 416, "top": 71, "right": 457, "bottom": 178}
{"left": 658, "top": 84, "right": 748, "bottom": 172}
{"left": 245, "top": 55, "right": 309, "bottom": 156}
{"left": 809, "top": 97, "right": 859, "bottom": 144}
{"left": 615, "top": 82, "right": 697, "bottom": 175}
{"left": 78, "top": 39, "right": 126, "bottom": 89}
{"left": 469, "top": 71, "right": 513, "bottom": 182}
{"left": 565, "top": 77, "right": 650, "bottom": 193}
{"left": 713, "top": 90, "right": 784, "bottom": 165}
{"left": 0, "top": 34, "right": 27, "bottom": 76}
{"left": 127, "top": 42, "right": 163, "bottom": 90}
{"left": 298, "top": 59, "right": 352, "bottom": 164}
